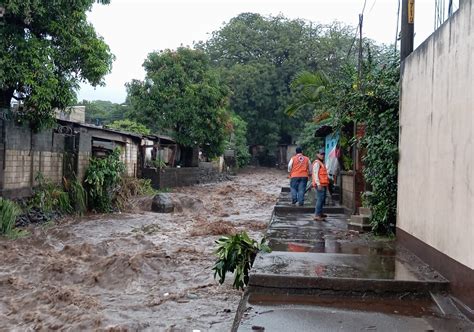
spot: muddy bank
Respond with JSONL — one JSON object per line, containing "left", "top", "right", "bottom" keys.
{"left": 0, "top": 167, "right": 286, "bottom": 331}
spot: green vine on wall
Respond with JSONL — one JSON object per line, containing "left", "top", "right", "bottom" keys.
{"left": 351, "top": 54, "right": 400, "bottom": 234}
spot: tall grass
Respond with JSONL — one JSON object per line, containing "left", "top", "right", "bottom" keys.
{"left": 65, "top": 177, "right": 87, "bottom": 215}
{"left": 0, "top": 198, "right": 20, "bottom": 235}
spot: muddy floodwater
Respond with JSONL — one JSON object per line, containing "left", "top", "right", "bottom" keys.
{"left": 0, "top": 168, "right": 286, "bottom": 331}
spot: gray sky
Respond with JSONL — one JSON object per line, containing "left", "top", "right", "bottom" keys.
{"left": 77, "top": 0, "right": 459, "bottom": 103}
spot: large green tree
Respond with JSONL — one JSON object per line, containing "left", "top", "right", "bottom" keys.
{"left": 199, "top": 13, "right": 356, "bottom": 151}
{"left": 0, "top": 0, "right": 114, "bottom": 130}
{"left": 126, "top": 47, "right": 231, "bottom": 158}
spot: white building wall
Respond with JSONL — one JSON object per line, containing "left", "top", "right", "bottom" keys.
{"left": 397, "top": 1, "right": 474, "bottom": 269}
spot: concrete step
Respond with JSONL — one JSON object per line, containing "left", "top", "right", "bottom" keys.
{"left": 248, "top": 251, "right": 449, "bottom": 294}
{"left": 359, "top": 207, "right": 372, "bottom": 217}
{"left": 348, "top": 214, "right": 372, "bottom": 232}
{"left": 274, "top": 205, "right": 346, "bottom": 214}
{"left": 234, "top": 292, "right": 474, "bottom": 332}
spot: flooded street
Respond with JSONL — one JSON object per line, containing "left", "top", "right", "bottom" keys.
{"left": 0, "top": 167, "right": 286, "bottom": 331}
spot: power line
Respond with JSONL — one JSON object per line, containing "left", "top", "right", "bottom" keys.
{"left": 395, "top": 0, "right": 401, "bottom": 52}
{"left": 368, "top": 0, "right": 378, "bottom": 14}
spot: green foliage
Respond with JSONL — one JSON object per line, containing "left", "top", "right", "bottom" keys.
{"left": 84, "top": 149, "right": 125, "bottom": 212}
{"left": 127, "top": 47, "right": 231, "bottom": 158}
{"left": 199, "top": 14, "right": 358, "bottom": 151}
{"left": 150, "top": 158, "right": 167, "bottom": 169}
{"left": 285, "top": 71, "right": 329, "bottom": 117}
{"left": 0, "top": 198, "right": 21, "bottom": 235}
{"left": 78, "top": 100, "right": 129, "bottom": 125}
{"left": 213, "top": 232, "right": 271, "bottom": 290}
{"left": 107, "top": 119, "right": 150, "bottom": 135}
{"left": 298, "top": 122, "right": 324, "bottom": 159}
{"left": 356, "top": 55, "right": 400, "bottom": 234}
{"left": 226, "top": 113, "right": 251, "bottom": 168}
{"left": 32, "top": 173, "right": 72, "bottom": 214}
{"left": 0, "top": 0, "right": 114, "bottom": 131}
{"left": 64, "top": 177, "right": 87, "bottom": 216}
{"left": 288, "top": 47, "right": 399, "bottom": 234}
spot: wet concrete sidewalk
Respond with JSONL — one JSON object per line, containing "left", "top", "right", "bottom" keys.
{"left": 233, "top": 188, "right": 473, "bottom": 331}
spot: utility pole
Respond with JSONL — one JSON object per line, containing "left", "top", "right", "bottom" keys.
{"left": 358, "top": 14, "right": 363, "bottom": 79}
{"left": 352, "top": 13, "right": 364, "bottom": 215}
{"left": 400, "top": 0, "right": 415, "bottom": 61}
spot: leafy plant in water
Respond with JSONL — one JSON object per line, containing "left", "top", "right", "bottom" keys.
{"left": 213, "top": 232, "right": 271, "bottom": 290}
{"left": 64, "top": 177, "right": 87, "bottom": 215}
{"left": 84, "top": 149, "right": 125, "bottom": 212}
{"left": 0, "top": 198, "right": 21, "bottom": 235}
{"left": 32, "top": 173, "right": 72, "bottom": 214}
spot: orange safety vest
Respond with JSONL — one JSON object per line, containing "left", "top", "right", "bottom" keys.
{"left": 289, "top": 154, "right": 310, "bottom": 178}
{"left": 312, "top": 160, "right": 329, "bottom": 187}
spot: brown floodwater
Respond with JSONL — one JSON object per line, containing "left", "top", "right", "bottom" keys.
{"left": 0, "top": 167, "right": 286, "bottom": 331}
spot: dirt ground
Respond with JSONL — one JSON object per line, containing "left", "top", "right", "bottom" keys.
{"left": 0, "top": 167, "right": 287, "bottom": 331}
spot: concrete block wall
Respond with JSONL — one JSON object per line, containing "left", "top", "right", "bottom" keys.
{"left": 122, "top": 141, "right": 138, "bottom": 177}
{"left": 143, "top": 166, "right": 224, "bottom": 190}
{"left": 3, "top": 150, "right": 33, "bottom": 190}
{"left": 31, "top": 151, "right": 63, "bottom": 185}
{"left": 77, "top": 152, "right": 91, "bottom": 181}
{"left": 0, "top": 121, "right": 65, "bottom": 197}
{"left": 2, "top": 150, "right": 63, "bottom": 195}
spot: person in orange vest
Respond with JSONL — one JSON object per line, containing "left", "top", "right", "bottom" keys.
{"left": 312, "top": 148, "right": 329, "bottom": 221}
{"left": 287, "top": 147, "right": 312, "bottom": 206}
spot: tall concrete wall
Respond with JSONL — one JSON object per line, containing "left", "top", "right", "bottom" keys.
{"left": 0, "top": 120, "right": 66, "bottom": 198}
{"left": 398, "top": 1, "right": 473, "bottom": 270}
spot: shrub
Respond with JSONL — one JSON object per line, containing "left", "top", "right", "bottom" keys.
{"left": 32, "top": 173, "right": 72, "bottom": 214}
{"left": 84, "top": 149, "right": 125, "bottom": 212}
{"left": 213, "top": 232, "right": 271, "bottom": 290}
{"left": 64, "top": 177, "right": 87, "bottom": 215}
{"left": 0, "top": 198, "right": 21, "bottom": 235}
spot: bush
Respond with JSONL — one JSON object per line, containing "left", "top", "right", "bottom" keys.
{"left": 84, "top": 149, "right": 125, "bottom": 212}
{"left": 0, "top": 198, "right": 21, "bottom": 235}
{"left": 64, "top": 177, "right": 87, "bottom": 215}
{"left": 213, "top": 232, "right": 271, "bottom": 290}
{"left": 32, "top": 173, "right": 72, "bottom": 214}
{"left": 107, "top": 119, "right": 151, "bottom": 135}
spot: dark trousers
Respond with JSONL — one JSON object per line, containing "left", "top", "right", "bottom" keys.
{"left": 290, "top": 177, "right": 308, "bottom": 206}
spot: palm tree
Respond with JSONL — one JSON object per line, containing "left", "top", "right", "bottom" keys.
{"left": 285, "top": 71, "right": 329, "bottom": 117}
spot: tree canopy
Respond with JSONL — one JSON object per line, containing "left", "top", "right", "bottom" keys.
{"left": 107, "top": 119, "right": 150, "bottom": 136}
{"left": 126, "top": 47, "right": 231, "bottom": 158}
{"left": 0, "top": 0, "right": 114, "bottom": 130}
{"left": 78, "top": 100, "right": 128, "bottom": 125}
{"left": 198, "top": 13, "right": 357, "bottom": 152}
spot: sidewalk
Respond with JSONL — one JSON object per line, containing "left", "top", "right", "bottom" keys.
{"left": 232, "top": 188, "right": 473, "bottom": 331}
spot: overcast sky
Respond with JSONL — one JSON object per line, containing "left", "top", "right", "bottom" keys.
{"left": 77, "top": 0, "right": 459, "bottom": 103}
